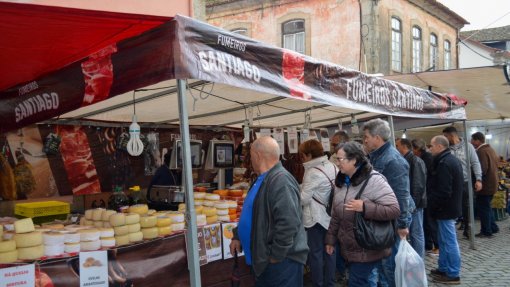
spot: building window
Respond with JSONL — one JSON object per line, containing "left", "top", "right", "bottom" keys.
{"left": 391, "top": 17, "right": 402, "bottom": 72}
{"left": 444, "top": 40, "right": 451, "bottom": 70}
{"left": 282, "top": 19, "right": 305, "bottom": 54}
{"left": 412, "top": 26, "right": 422, "bottom": 73}
{"left": 429, "top": 33, "right": 438, "bottom": 71}
{"left": 231, "top": 28, "right": 247, "bottom": 36}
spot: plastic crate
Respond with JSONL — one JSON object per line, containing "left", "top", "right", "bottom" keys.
{"left": 15, "top": 201, "right": 70, "bottom": 218}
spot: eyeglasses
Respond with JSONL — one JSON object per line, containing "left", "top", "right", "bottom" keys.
{"left": 337, "top": 157, "right": 350, "bottom": 162}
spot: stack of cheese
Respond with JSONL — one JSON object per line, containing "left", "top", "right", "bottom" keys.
{"left": 42, "top": 231, "right": 65, "bottom": 256}
{"left": 166, "top": 212, "right": 185, "bottom": 234}
{"left": 0, "top": 224, "right": 17, "bottom": 263}
{"left": 193, "top": 192, "right": 206, "bottom": 210}
{"left": 13, "top": 218, "right": 44, "bottom": 260}
{"left": 60, "top": 227, "right": 82, "bottom": 254}
{"left": 152, "top": 215, "right": 171, "bottom": 238}
{"left": 109, "top": 213, "right": 142, "bottom": 246}
{"left": 81, "top": 208, "right": 103, "bottom": 227}
{"left": 214, "top": 201, "right": 231, "bottom": 222}
{"left": 177, "top": 203, "right": 203, "bottom": 215}
{"left": 226, "top": 200, "right": 238, "bottom": 221}
{"left": 203, "top": 193, "right": 221, "bottom": 224}
{"left": 128, "top": 204, "right": 149, "bottom": 216}
{"left": 79, "top": 228, "right": 101, "bottom": 251}
{"left": 99, "top": 227, "right": 116, "bottom": 248}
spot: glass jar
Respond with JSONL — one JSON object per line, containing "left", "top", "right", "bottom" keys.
{"left": 108, "top": 186, "right": 129, "bottom": 212}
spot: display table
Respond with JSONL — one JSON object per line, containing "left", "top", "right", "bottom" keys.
{"left": 5, "top": 233, "right": 254, "bottom": 287}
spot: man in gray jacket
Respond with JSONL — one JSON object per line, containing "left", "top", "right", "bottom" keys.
{"left": 230, "top": 136, "right": 308, "bottom": 286}
{"left": 443, "top": 126, "right": 482, "bottom": 238}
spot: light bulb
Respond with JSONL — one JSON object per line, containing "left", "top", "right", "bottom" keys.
{"left": 127, "top": 115, "right": 144, "bottom": 156}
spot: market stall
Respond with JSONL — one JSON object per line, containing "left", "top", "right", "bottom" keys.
{"left": 0, "top": 2, "right": 468, "bottom": 286}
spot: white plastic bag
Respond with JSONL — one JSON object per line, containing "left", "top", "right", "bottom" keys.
{"left": 395, "top": 240, "right": 428, "bottom": 287}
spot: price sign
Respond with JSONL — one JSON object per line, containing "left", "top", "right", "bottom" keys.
{"left": 0, "top": 264, "right": 35, "bottom": 287}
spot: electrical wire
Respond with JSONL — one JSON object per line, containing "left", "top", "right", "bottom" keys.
{"left": 462, "top": 10, "right": 510, "bottom": 42}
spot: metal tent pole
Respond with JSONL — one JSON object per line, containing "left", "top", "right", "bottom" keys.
{"left": 177, "top": 79, "right": 202, "bottom": 286}
{"left": 388, "top": 115, "right": 396, "bottom": 146}
{"left": 463, "top": 120, "right": 476, "bottom": 249}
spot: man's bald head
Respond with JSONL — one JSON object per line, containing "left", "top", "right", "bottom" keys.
{"left": 251, "top": 136, "right": 280, "bottom": 174}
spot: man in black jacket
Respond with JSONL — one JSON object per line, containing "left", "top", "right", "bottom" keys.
{"left": 396, "top": 138, "right": 427, "bottom": 258}
{"left": 428, "top": 135, "right": 463, "bottom": 285}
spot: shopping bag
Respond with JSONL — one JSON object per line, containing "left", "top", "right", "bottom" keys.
{"left": 231, "top": 250, "right": 241, "bottom": 287}
{"left": 395, "top": 240, "right": 427, "bottom": 287}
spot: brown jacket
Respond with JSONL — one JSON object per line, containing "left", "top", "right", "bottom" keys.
{"left": 476, "top": 144, "right": 499, "bottom": 195}
{"left": 325, "top": 163, "right": 400, "bottom": 263}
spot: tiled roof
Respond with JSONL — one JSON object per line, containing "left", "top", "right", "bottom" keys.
{"left": 460, "top": 25, "right": 510, "bottom": 42}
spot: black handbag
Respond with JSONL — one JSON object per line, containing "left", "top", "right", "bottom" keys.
{"left": 353, "top": 173, "right": 397, "bottom": 250}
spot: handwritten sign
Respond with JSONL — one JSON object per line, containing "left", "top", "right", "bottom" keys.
{"left": 0, "top": 264, "right": 35, "bottom": 287}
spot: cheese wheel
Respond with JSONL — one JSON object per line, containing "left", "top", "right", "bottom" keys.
{"left": 101, "top": 237, "right": 116, "bottom": 248}
{"left": 14, "top": 218, "right": 35, "bottom": 234}
{"left": 84, "top": 209, "right": 94, "bottom": 220}
{"left": 203, "top": 207, "right": 217, "bottom": 217}
{"left": 62, "top": 232, "right": 80, "bottom": 244}
{"left": 196, "top": 214, "right": 207, "bottom": 226}
{"left": 101, "top": 210, "right": 117, "bottom": 222}
{"left": 178, "top": 203, "right": 186, "bottom": 210}
{"left": 158, "top": 226, "right": 172, "bottom": 236}
{"left": 113, "top": 225, "right": 129, "bottom": 236}
{"left": 205, "top": 193, "right": 220, "bottom": 201}
{"left": 125, "top": 213, "right": 140, "bottom": 225}
{"left": 206, "top": 215, "right": 218, "bottom": 224}
{"left": 127, "top": 223, "right": 141, "bottom": 233}
{"left": 44, "top": 244, "right": 64, "bottom": 256}
{"left": 0, "top": 240, "right": 16, "bottom": 252}
{"left": 43, "top": 232, "right": 65, "bottom": 245}
{"left": 128, "top": 204, "right": 149, "bottom": 215}
{"left": 195, "top": 205, "right": 203, "bottom": 214}
{"left": 226, "top": 201, "right": 238, "bottom": 208}
{"left": 93, "top": 221, "right": 104, "bottom": 228}
{"left": 214, "top": 201, "right": 229, "bottom": 209}
{"left": 14, "top": 231, "right": 43, "bottom": 248}
{"left": 168, "top": 212, "right": 185, "bottom": 223}
{"left": 79, "top": 229, "right": 100, "bottom": 242}
{"left": 103, "top": 222, "right": 112, "bottom": 228}
{"left": 128, "top": 231, "right": 143, "bottom": 242}
{"left": 99, "top": 228, "right": 114, "bottom": 238}
{"left": 92, "top": 208, "right": 105, "bottom": 221}
{"left": 42, "top": 223, "right": 65, "bottom": 230}
{"left": 218, "top": 215, "right": 230, "bottom": 222}
{"left": 147, "top": 209, "right": 157, "bottom": 215}
{"left": 194, "top": 200, "right": 203, "bottom": 206}
{"left": 64, "top": 243, "right": 80, "bottom": 253}
{"left": 81, "top": 240, "right": 101, "bottom": 251}
{"left": 85, "top": 220, "right": 94, "bottom": 226}
{"left": 0, "top": 250, "right": 17, "bottom": 263}
{"left": 109, "top": 213, "right": 126, "bottom": 227}
{"left": 170, "top": 222, "right": 185, "bottom": 232}
{"left": 229, "top": 214, "right": 237, "bottom": 221}
{"left": 115, "top": 234, "right": 130, "bottom": 246}
{"left": 64, "top": 224, "right": 90, "bottom": 232}
{"left": 141, "top": 227, "right": 158, "bottom": 239}
{"left": 216, "top": 209, "right": 229, "bottom": 216}
{"left": 203, "top": 200, "right": 215, "bottom": 207}
{"left": 156, "top": 216, "right": 172, "bottom": 227}
{"left": 194, "top": 192, "right": 206, "bottom": 199}
{"left": 228, "top": 208, "right": 237, "bottom": 215}
{"left": 140, "top": 215, "right": 157, "bottom": 228}
{"left": 17, "top": 245, "right": 44, "bottom": 260}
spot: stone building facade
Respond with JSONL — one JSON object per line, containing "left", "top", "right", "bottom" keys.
{"left": 206, "top": 0, "right": 468, "bottom": 75}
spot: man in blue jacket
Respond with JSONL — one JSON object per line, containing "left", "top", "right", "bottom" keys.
{"left": 230, "top": 136, "right": 308, "bottom": 286}
{"left": 428, "top": 135, "right": 463, "bottom": 285}
{"left": 363, "top": 118, "right": 413, "bottom": 287}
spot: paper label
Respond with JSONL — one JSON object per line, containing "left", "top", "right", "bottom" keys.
{"left": 287, "top": 127, "right": 298, "bottom": 154}
{"left": 221, "top": 222, "right": 244, "bottom": 259}
{"left": 0, "top": 264, "right": 35, "bottom": 287}
{"left": 273, "top": 128, "right": 285, "bottom": 154}
{"left": 259, "top": 128, "right": 271, "bottom": 138}
{"left": 79, "top": 251, "right": 108, "bottom": 287}
{"left": 203, "top": 223, "right": 222, "bottom": 262}
{"left": 300, "top": 129, "right": 309, "bottom": 143}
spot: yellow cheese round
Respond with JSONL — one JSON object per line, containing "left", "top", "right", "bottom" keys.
{"left": 100, "top": 237, "right": 116, "bottom": 248}
{"left": 125, "top": 213, "right": 140, "bottom": 225}
{"left": 101, "top": 210, "right": 117, "bottom": 222}
{"left": 17, "top": 244, "right": 44, "bottom": 260}
{"left": 195, "top": 205, "right": 203, "bottom": 214}
{"left": 141, "top": 227, "right": 158, "bottom": 239}
{"left": 226, "top": 201, "right": 238, "bottom": 208}
{"left": 0, "top": 240, "right": 16, "bottom": 252}
{"left": 203, "top": 207, "right": 217, "bottom": 217}
{"left": 170, "top": 223, "right": 185, "bottom": 232}
{"left": 196, "top": 214, "right": 207, "bottom": 226}
{"left": 0, "top": 249, "right": 18, "bottom": 263}
{"left": 128, "top": 231, "right": 143, "bottom": 243}
{"left": 128, "top": 204, "right": 149, "bottom": 215}
{"left": 81, "top": 240, "right": 101, "bottom": 251}
{"left": 84, "top": 209, "right": 94, "bottom": 220}
{"left": 84, "top": 220, "right": 94, "bottom": 226}
{"left": 194, "top": 192, "right": 206, "bottom": 199}
{"left": 158, "top": 226, "right": 172, "bottom": 236}
{"left": 79, "top": 229, "right": 100, "bottom": 242}
{"left": 127, "top": 223, "right": 141, "bottom": 233}
{"left": 42, "top": 232, "right": 65, "bottom": 245}
{"left": 109, "top": 213, "right": 126, "bottom": 227}
{"left": 147, "top": 209, "right": 157, "bottom": 215}
{"left": 203, "top": 200, "right": 215, "bottom": 207}
{"left": 115, "top": 234, "right": 130, "bottom": 246}
{"left": 216, "top": 208, "right": 229, "bottom": 215}
{"left": 178, "top": 203, "right": 186, "bottom": 210}
{"left": 156, "top": 216, "right": 172, "bottom": 227}
{"left": 14, "top": 231, "right": 43, "bottom": 248}
{"left": 113, "top": 225, "right": 129, "bottom": 236}
{"left": 206, "top": 215, "right": 218, "bottom": 224}
{"left": 64, "top": 243, "right": 81, "bottom": 253}
{"left": 214, "top": 201, "right": 229, "bottom": 209}
{"left": 103, "top": 222, "right": 112, "bottom": 228}
{"left": 140, "top": 215, "right": 157, "bottom": 228}
{"left": 14, "top": 218, "right": 35, "bottom": 234}
{"left": 168, "top": 212, "right": 185, "bottom": 223}
{"left": 194, "top": 200, "right": 203, "bottom": 206}
{"left": 205, "top": 193, "right": 220, "bottom": 201}
{"left": 92, "top": 208, "right": 106, "bottom": 221}
{"left": 93, "top": 221, "right": 104, "bottom": 228}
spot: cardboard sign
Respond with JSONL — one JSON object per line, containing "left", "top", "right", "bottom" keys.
{"left": 203, "top": 223, "right": 222, "bottom": 263}
{"left": 0, "top": 264, "right": 35, "bottom": 287}
{"left": 221, "top": 222, "right": 244, "bottom": 260}
{"left": 79, "top": 251, "right": 108, "bottom": 287}
{"left": 186, "top": 227, "right": 208, "bottom": 266}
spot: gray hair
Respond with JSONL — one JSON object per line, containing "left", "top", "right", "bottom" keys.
{"left": 363, "top": 118, "right": 391, "bottom": 142}
{"left": 432, "top": 135, "right": 449, "bottom": 148}
{"left": 252, "top": 136, "right": 280, "bottom": 159}
{"left": 411, "top": 138, "right": 427, "bottom": 151}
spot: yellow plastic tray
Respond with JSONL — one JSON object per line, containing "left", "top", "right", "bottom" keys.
{"left": 15, "top": 201, "right": 70, "bottom": 218}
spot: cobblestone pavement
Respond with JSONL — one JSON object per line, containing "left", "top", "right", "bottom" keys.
{"left": 304, "top": 217, "right": 510, "bottom": 286}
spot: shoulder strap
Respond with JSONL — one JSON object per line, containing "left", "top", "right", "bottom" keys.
{"left": 311, "top": 165, "right": 336, "bottom": 206}
{"left": 354, "top": 173, "right": 374, "bottom": 200}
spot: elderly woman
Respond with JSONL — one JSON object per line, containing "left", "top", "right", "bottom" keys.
{"left": 325, "top": 142, "right": 400, "bottom": 287}
{"left": 299, "top": 139, "right": 337, "bottom": 287}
